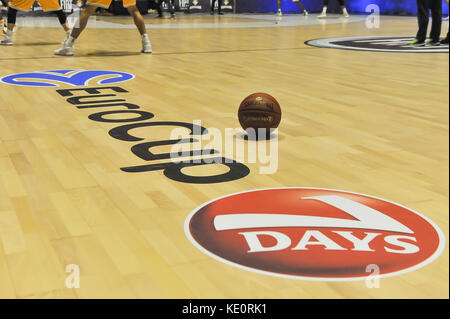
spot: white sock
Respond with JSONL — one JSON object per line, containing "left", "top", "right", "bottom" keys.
{"left": 6, "top": 30, "right": 13, "bottom": 37}
{"left": 322, "top": 6, "right": 327, "bottom": 14}
{"left": 142, "top": 33, "right": 149, "bottom": 40}
{"left": 343, "top": 7, "right": 348, "bottom": 14}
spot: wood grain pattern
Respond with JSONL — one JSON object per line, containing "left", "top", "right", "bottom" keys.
{"left": 0, "top": 14, "right": 448, "bottom": 298}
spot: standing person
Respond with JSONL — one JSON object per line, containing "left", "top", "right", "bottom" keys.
{"left": 317, "top": 0, "right": 349, "bottom": 18}
{"left": 441, "top": 0, "right": 449, "bottom": 44}
{"left": 211, "top": 0, "right": 222, "bottom": 15}
{"left": 408, "top": 0, "right": 442, "bottom": 46}
{"left": 54, "top": 0, "right": 152, "bottom": 56}
{"left": 157, "top": 0, "right": 175, "bottom": 19}
{"left": 0, "top": 0, "right": 70, "bottom": 45}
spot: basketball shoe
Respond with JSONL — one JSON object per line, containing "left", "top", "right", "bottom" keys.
{"left": 141, "top": 34, "right": 152, "bottom": 53}
{"left": 0, "top": 30, "right": 12, "bottom": 45}
{"left": 54, "top": 37, "right": 74, "bottom": 56}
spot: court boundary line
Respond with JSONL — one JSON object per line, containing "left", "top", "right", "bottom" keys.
{"left": 0, "top": 46, "right": 319, "bottom": 61}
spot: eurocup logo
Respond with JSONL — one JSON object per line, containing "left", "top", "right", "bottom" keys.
{"left": 0, "top": 70, "right": 135, "bottom": 87}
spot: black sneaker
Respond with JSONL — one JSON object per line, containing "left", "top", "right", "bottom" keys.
{"left": 210, "top": 11, "right": 214, "bottom": 15}
{"left": 441, "top": 37, "right": 449, "bottom": 45}
{"left": 219, "top": 11, "right": 224, "bottom": 15}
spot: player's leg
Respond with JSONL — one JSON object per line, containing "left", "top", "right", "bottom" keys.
{"left": 292, "top": 0, "right": 307, "bottom": 15}
{"left": 427, "top": 0, "right": 442, "bottom": 44}
{"left": 39, "top": 0, "right": 71, "bottom": 33}
{"left": 0, "top": 0, "right": 8, "bottom": 34}
{"left": 318, "top": 0, "right": 328, "bottom": 18}
{"left": 211, "top": 0, "right": 215, "bottom": 14}
{"left": 1, "top": 0, "right": 35, "bottom": 44}
{"left": 276, "top": 0, "right": 282, "bottom": 16}
{"left": 55, "top": 9, "right": 71, "bottom": 36}
{"left": 54, "top": 4, "right": 97, "bottom": 55}
{"left": 0, "top": 6, "right": 15, "bottom": 45}
{"left": 70, "top": 4, "right": 96, "bottom": 39}
{"left": 126, "top": 4, "right": 152, "bottom": 53}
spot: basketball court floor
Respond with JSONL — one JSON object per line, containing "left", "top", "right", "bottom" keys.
{"left": 0, "top": 12, "right": 448, "bottom": 299}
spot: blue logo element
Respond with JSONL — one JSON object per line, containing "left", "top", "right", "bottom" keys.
{"left": 0, "top": 70, "right": 135, "bottom": 87}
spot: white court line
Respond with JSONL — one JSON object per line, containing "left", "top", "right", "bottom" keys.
{"left": 13, "top": 13, "right": 367, "bottom": 30}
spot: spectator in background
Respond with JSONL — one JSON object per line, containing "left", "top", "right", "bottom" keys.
{"left": 409, "top": 0, "right": 442, "bottom": 46}
{"left": 211, "top": 0, "right": 223, "bottom": 15}
{"left": 157, "top": 0, "right": 175, "bottom": 18}
{"left": 317, "top": 0, "right": 349, "bottom": 18}
{"left": 276, "top": 0, "right": 308, "bottom": 16}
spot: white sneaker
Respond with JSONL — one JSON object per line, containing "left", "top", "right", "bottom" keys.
{"left": 317, "top": 12, "right": 326, "bottom": 18}
{"left": 276, "top": 10, "right": 282, "bottom": 16}
{"left": 303, "top": 10, "right": 308, "bottom": 16}
{"left": 54, "top": 39, "right": 74, "bottom": 56}
{"left": 62, "top": 31, "right": 71, "bottom": 44}
{"left": 343, "top": 12, "right": 349, "bottom": 18}
{"left": 0, "top": 34, "right": 12, "bottom": 45}
{"left": 141, "top": 38, "right": 152, "bottom": 53}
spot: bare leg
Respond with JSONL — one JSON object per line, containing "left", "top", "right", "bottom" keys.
{"left": 292, "top": 0, "right": 306, "bottom": 11}
{"left": 127, "top": 5, "right": 147, "bottom": 35}
{"left": 71, "top": 5, "right": 97, "bottom": 39}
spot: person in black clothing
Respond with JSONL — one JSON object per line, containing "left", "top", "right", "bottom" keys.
{"left": 409, "top": 0, "right": 442, "bottom": 46}
{"left": 318, "top": 0, "right": 349, "bottom": 18}
{"left": 157, "top": 0, "right": 175, "bottom": 18}
{"left": 211, "top": 0, "right": 223, "bottom": 15}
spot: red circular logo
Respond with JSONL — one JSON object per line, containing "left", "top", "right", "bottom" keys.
{"left": 185, "top": 188, "right": 445, "bottom": 280}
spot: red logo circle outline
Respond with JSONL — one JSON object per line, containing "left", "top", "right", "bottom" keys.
{"left": 184, "top": 187, "right": 446, "bottom": 281}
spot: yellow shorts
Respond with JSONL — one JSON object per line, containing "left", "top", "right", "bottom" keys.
{"left": 9, "top": 0, "right": 60, "bottom": 12}
{"left": 86, "top": 0, "right": 136, "bottom": 9}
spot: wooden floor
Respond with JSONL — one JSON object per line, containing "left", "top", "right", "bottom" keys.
{"left": 0, "top": 13, "right": 448, "bottom": 299}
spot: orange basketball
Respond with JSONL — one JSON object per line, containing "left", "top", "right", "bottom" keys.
{"left": 238, "top": 93, "right": 281, "bottom": 133}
